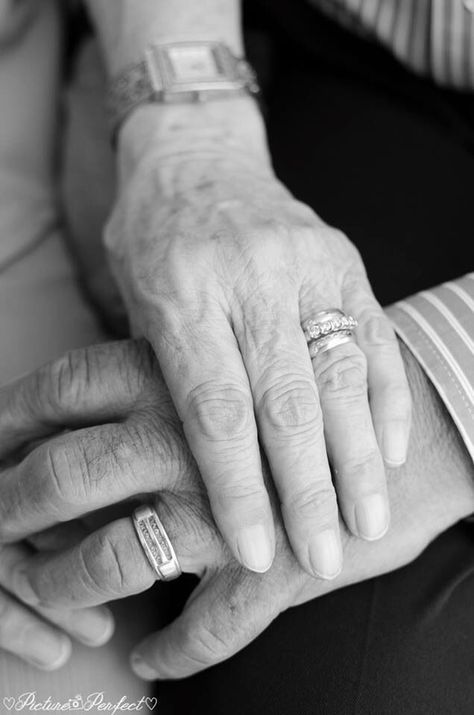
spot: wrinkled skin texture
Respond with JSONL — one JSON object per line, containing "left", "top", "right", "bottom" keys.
{"left": 104, "top": 149, "right": 411, "bottom": 578}
{"left": 0, "top": 339, "right": 470, "bottom": 678}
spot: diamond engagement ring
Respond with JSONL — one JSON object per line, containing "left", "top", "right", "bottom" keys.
{"left": 302, "top": 308, "right": 358, "bottom": 357}
{"left": 132, "top": 502, "right": 182, "bottom": 581}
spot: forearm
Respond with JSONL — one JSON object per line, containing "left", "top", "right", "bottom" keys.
{"left": 85, "top": 0, "right": 270, "bottom": 177}
{"left": 85, "top": 0, "right": 243, "bottom": 71}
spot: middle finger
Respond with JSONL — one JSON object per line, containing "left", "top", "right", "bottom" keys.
{"left": 235, "top": 288, "right": 342, "bottom": 579}
{"left": 0, "top": 421, "right": 182, "bottom": 543}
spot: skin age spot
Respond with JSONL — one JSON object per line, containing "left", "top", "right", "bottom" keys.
{"left": 195, "top": 180, "right": 215, "bottom": 192}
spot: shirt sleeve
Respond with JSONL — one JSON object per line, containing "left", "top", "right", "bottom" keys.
{"left": 386, "top": 273, "right": 474, "bottom": 464}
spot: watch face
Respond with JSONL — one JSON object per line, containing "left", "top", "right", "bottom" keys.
{"left": 167, "top": 45, "right": 221, "bottom": 81}
{"left": 147, "top": 42, "right": 242, "bottom": 95}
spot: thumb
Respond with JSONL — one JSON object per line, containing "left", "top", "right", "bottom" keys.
{"left": 130, "top": 566, "right": 283, "bottom": 680}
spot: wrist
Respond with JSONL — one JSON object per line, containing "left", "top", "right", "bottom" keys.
{"left": 117, "top": 97, "right": 273, "bottom": 183}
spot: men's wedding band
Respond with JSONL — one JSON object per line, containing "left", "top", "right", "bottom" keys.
{"left": 302, "top": 308, "right": 358, "bottom": 357}
{"left": 132, "top": 502, "right": 182, "bottom": 581}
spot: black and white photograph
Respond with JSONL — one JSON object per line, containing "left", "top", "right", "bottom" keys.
{"left": 0, "top": 1, "right": 473, "bottom": 713}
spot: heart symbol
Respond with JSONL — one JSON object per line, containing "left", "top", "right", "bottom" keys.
{"left": 3, "top": 697, "right": 15, "bottom": 711}
{"left": 145, "top": 697, "right": 158, "bottom": 710}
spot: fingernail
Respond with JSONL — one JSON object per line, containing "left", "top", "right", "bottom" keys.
{"left": 130, "top": 653, "right": 158, "bottom": 681}
{"left": 355, "top": 494, "right": 390, "bottom": 540}
{"left": 73, "top": 609, "right": 115, "bottom": 647}
{"left": 383, "top": 421, "right": 409, "bottom": 467}
{"left": 308, "top": 529, "right": 342, "bottom": 579}
{"left": 236, "top": 524, "right": 274, "bottom": 573}
{"left": 28, "top": 633, "right": 71, "bottom": 671}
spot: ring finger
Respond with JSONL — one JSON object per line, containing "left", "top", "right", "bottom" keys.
{"left": 8, "top": 496, "right": 222, "bottom": 610}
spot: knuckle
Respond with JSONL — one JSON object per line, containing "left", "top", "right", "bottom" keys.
{"left": 46, "top": 348, "right": 92, "bottom": 412}
{"left": 284, "top": 483, "right": 338, "bottom": 522}
{"left": 259, "top": 377, "right": 320, "bottom": 436}
{"left": 214, "top": 479, "right": 268, "bottom": 513}
{"left": 333, "top": 230, "right": 363, "bottom": 262}
{"left": 185, "top": 382, "right": 252, "bottom": 443}
{"left": 360, "top": 313, "right": 398, "bottom": 348}
{"left": 338, "top": 450, "right": 383, "bottom": 483}
{"left": 316, "top": 349, "right": 368, "bottom": 400}
{"left": 252, "top": 220, "right": 291, "bottom": 249}
{"left": 129, "top": 417, "right": 189, "bottom": 490}
{"left": 126, "top": 339, "right": 156, "bottom": 387}
{"left": 103, "top": 340, "right": 153, "bottom": 398}
{"left": 40, "top": 442, "right": 86, "bottom": 510}
{"left": 38, "top": 428, "right": 136, "bottom": 512}
{"left": 183, "top": 622, "right": 230, "bottom": 667}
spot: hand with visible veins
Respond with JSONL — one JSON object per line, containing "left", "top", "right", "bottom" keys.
{"left": 0, "top": 338, "right": 469, "bottom": 679}
{"left": 105, "top": 135, "right": 411, "bottom": 579}
{"left": 76, "top": 0, "right": 412, "bottom": 580}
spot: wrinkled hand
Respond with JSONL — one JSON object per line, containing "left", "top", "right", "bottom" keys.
{"left": 106, "top": 150, "right": 411, "bottom": 578}
{"left": 0, "top": 340, "right": 469, "bottom": 678}
{"left": 0, "top": 521, "right": 114, "bottom": 670}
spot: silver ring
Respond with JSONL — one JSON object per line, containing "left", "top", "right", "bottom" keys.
{"left": 132, "top": 502, "right": 182, "bottom": 582}
{"left": 302, "top": 308, "right": 358, "bottom": 357}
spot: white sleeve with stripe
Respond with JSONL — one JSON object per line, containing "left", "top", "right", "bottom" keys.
{"left": 386, "top": 273, "right": 474, "bottom": 463}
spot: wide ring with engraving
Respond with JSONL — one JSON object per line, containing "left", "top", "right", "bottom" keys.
{"left": 132, "top": 502, "right": 182, "bottom": 582}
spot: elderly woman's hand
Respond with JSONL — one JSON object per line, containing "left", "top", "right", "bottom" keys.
{"left": 0, "top": 340, "right": 467, "bottom": 679}
{"left": 106, "top": 140, "right": 411, "bottom": 579}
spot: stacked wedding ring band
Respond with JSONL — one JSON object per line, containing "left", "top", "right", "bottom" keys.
{"left": 302, "top": 309, "right": 358, "bottom": 357}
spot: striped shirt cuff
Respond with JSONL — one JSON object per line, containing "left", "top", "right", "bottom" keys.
{"left": 386, "top": 273, "right": 474, "bottom": 463}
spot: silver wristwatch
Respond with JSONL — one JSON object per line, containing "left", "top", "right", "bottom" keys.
{"left": 107, "top": 41, "right": 260, "bottom": 138}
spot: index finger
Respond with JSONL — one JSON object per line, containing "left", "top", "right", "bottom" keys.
{"left": 152, "top": 309, "right": 275, "bottom": 574}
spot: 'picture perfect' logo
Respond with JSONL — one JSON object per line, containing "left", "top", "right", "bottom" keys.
{"left": 2, "top": 691, "right": 158, "bottom": 712}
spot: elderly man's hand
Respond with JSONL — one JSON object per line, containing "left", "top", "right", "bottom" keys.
{"left": 0, "top": 523, "right": 115, "bottom": 669}
{"left": 0, "top": 340, "right": 470, "bottom": 679}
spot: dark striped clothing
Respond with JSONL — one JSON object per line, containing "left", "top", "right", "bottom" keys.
{"left": 2, "top": 0, "right": 474, "bottom": 89}
{"left": 309, "top": 0, "right": 474, "bottom": 88}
